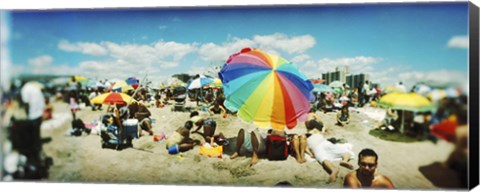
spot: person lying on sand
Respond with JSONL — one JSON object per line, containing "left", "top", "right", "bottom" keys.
{"left": 305, "top": 108, "right": 326, "bottom": 134}
{"left": 190, "top": 111, "right": 227, "bottom": 145}
{"left": 306, "top": 132, "right": 354, "bottom": 183}
{"left": 165, "top": 121, "right": 201, "bottom": 154}
{"left": 290, "top": 109, "right": 327, "bottom": 164}
{"left": 344, "top": 148, "right": 395, "bottom": 188}
{"left": 290, "top": 134, "right": 312, "bottom": 164}
{"left": 230, "top": 128, "right": 271, "bottom": 166}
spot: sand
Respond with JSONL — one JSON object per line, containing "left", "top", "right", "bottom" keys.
{"left": 38, "top": 100, "right": 460, "bottom": 189}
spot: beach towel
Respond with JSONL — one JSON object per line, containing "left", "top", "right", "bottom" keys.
{"left": 199, "top": 143, "right": 223, "bottom": 158}
{"left": 307, "top": 133, "right": 354, "bottom": 162}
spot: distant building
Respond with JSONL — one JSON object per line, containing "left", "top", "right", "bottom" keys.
{"left": 321, "top": 67, "right": 347, "bottom": 85}
{"left": 321, "top": 66, "right": 371, "bottom": 90}
{"left": 346, "top": 73, "right": 370, "bottom": 90}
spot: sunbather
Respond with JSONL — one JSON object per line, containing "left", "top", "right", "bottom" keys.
{"left": 306, "top": 133, "right": 354, "bottom": 183}
{"left": 165, "top": 121, "right": 201, "bottom": 154}
{"left": 230, "top": 128, "right": 269, "bottom": 166}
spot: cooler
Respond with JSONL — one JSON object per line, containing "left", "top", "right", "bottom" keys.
{"left": 122, "top": 119, "right": 139, "bottom": 139}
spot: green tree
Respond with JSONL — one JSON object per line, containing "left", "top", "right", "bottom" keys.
{"left": 172, "top": 73, "right": 192, "bottom": 83}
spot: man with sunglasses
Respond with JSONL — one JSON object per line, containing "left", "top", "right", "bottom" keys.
{"left": 344, "top": 148, "right": 395, "bottom": 188}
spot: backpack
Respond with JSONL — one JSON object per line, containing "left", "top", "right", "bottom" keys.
{"left": 266, "top": 135, "right": 289, "bottom": 161}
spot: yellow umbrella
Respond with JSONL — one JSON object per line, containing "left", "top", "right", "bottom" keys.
{"left": 108, "top": 81, "right": 134, "bottom": 93}
{"left": 427, "top": 89, "right": 447, "bottom": 101}
{"left": 383, "top": 85, "right": 403, "bottom": 93}
{"left": 210, "top": 78, "right": 223, "bottom": 88}
{"left": 378, "top": 92, "right": 433, "bottom": 133}
{"left": 378, "top": 92, "right": 433, "bottom": 112}
{"left": 74, "top": 75, "right": 88, "bottom": 81}
{"left": 91, "top": 92, "right": 136, "bottom": 105}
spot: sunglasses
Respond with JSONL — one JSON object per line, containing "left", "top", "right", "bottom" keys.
{"left": 359, "top": 162, "right": 377, "bottom": 168}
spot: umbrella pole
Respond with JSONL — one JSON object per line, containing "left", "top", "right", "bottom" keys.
{"left": 128, "top": 73, "right": 148, "bottom": 106}
{"left": 400, "top": 110, "right": 405, "bottom": 134}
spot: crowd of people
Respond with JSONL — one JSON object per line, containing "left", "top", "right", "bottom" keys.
{"left": 0, "top": 76, "right": 470, "bottom": 189}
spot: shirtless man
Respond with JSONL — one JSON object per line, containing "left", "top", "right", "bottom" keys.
{"left": 190, "top": 111, "right": 226, "bottom": 145}
{"left": 344, "top": 148, "right": 395, "bottom": 188}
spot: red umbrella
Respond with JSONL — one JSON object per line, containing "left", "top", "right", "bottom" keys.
{"left": 311, "top": 79, "right": 325, "bottom": 84}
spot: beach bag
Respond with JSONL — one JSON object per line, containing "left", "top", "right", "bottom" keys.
{"left": 266, "top": 135, "right": 289, "bottom": 161}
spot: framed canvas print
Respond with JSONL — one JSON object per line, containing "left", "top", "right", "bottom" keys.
{"left": 0, "top": 0, "right": 478, "bottom": 191}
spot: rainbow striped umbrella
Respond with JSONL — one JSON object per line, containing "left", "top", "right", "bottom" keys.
{"left": 219, "top": 48, "right": 314, "bottom": 130}
{"left": 91, "top": 92, "right": 136, "bottom": 105}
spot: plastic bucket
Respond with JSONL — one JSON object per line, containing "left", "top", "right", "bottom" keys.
{"left": 168, "top": 144, "right": 179, "bottom": 154}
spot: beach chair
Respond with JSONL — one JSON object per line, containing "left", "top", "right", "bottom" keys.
{"left": 171, "top": 86, "right": 188, "bottom": 112}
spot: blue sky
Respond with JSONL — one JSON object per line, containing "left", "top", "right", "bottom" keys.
{"left": 1, "top": 2, "right": 470, "bottom": 89}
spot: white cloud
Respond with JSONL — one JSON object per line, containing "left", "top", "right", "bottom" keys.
{"left": 153, "top": 41, "right": 197, "bottom": 61}
{"left": 398, "top": 69, "right": 467, "bottom": 87}
{"left": 158, "top": 25, "right": 167, "bottom": 30}
{"left": 1, "top": 12, "right": 11, "bottom": 89}
{"left": 253, "top": 33, "right": 316, "bottom": 54}
{"left": 198, "top": 39, "right": 256, "bottom": 63}
{"left": 58, "top": 40, "right": 108, "bottom": 56}
{"left": 28, "top": 55, "right": 53, "bottom": 67}
{"left": 447, "top": 35, "right": 468, "bottom": 49}
{"left": 197, "top": 33, "right": 316, "bottom": 66}
{"left": 59, "top": 40, "right": 197, "bottom": 72}
{"left": 300, "top": 56, "right": 382, "bottom": 78}
{"left": 291, "top": 54, "right": 311, "bottom": 63}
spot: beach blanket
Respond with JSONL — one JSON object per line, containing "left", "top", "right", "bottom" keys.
{"left": 199, "top": 143, "right": 223, "bottom": 158}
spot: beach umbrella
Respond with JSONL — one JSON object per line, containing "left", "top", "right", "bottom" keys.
{"left": 87, "top": 80, "right": 105, "bottom": 89}
{"left": 186, "top": 75, "right": 215, "bottom": 90}
{"left": 219, "top": 48, "right": 314, "bottom": 130}
{"left": 311, "top": 79, "right": 325, "bottom": 84}
{"left": 383, "top": 85, "right": 403, "bottom": 93}
{"left": 210, "top": 78, "right": 223, "bottom": 89}
{"left": 329, "top": 81, "right": 344, "bottom": 88}
{"left": 413, "top": 84, "right": 432, "bottom": 96}
{"left": 74, "top": 75, "right": 88, "bottom": 82}
{"left": 312, "top": 83, "right": 335, "bottom": 93}
{"left": 333, "top": 87, "right": 343, "bottom": 94}
{"left": 91, "top": 92, "right": 136, "bottom": 105}
{"left": 427, "top": 89, "right": 447, "bottom": 102}
{"left": 107, "top": 81, "right": 134, "bottom": 93}
{"left": 73, "top": 75, "right": 89, "bottom": 88}
{"left": 126, "top": 77, "right": 140, "bottom": 89}
{"left": 50, "top": 77, "right": 70, "bottom": 87}
{"left": 378, "top": 92, "right": 433, "bottom": 133}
